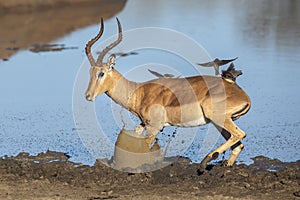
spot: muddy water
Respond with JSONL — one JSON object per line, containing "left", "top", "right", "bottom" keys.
{"left": 0, "top": 0, "right": 299, "bottom": 165}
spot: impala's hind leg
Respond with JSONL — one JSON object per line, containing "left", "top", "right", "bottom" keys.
{"left": 227, "top": 141, "right": 244, "bottom": 166}
{"left": 214, "top": 125, "right": 245, "bottom": 166}
{"left": 200, "top": 118, "right": 246, "bottom": 171}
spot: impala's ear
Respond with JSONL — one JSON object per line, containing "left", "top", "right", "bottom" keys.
{"left": 107, "top": 54, "right": 116, "bottom": 70}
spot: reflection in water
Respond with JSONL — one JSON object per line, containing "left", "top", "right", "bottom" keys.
{"left": 29, "top": 44, "right": 78, "bottom": 53}
{"left": 104, "top": 51, "right": 138, "bottom": 57}
{"left": 0, "top": 0, "right": 126, "bottom": 59}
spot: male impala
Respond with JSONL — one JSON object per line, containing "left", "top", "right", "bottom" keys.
{"left": 85, "top": 18, "right": 251, "bottom": 171}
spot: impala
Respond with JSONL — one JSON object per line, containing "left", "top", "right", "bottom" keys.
{"left": 84, "top": 18, "right": 251, "bottom": 171}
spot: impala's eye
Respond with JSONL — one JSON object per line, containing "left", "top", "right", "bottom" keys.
{"left": 97, "top": 71, "right": 104, "bottom": 79}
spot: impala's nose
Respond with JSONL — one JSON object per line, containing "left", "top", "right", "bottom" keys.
{"left": 85, "top": 93, "right": 93, "bottom": 101}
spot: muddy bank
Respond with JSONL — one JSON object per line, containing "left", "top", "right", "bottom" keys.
{"left": 0, "top": 0, "right": 126, "bottom": 60}
{"left": 0, "top": 0, "right": 125, "bottom": 13}
{"left": 0, "top": 151, "right": 299, "bottom": 200}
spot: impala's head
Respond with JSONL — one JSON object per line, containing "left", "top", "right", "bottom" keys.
{"left": 85, "top": 18, "right": 122, "bottom": 101}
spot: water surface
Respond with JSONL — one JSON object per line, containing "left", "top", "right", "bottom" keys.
{"left": 0, "top": 0, "right": 299, "bottom": 165}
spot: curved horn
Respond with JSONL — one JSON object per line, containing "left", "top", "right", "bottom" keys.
{"left": 96, "top": 17, "right": 122, "bottom": 65}
{"left": 85, "top": 18, "right": 104, "bottom": 66}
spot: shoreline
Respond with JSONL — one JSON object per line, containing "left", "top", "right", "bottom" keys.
{"left": 0, "top": 0, "right": 126, "bottom": 60}
{"left": 1, "top": 150, "right": 299, "bottom": 200}
{"left": 0, "top": 0, "right": 123, "bottom": 14}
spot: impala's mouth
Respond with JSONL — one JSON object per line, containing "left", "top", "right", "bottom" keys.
{"left": 85, "top": 94, "right": 95, "bottom": 102}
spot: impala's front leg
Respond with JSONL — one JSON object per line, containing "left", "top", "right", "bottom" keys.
{"left": 143, "top": 105, "right": 166, "bottom": 148}
{"left": 144, "top": 124, "right": 163, "bottom": 148}
{"left": 134, "top": 123, "right": 145, "bottom": 136}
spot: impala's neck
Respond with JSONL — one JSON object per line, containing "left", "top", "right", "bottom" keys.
{"left": 106, "top": 69, "right": 139, "bottom": 111}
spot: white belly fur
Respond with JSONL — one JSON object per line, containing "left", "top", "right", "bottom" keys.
{"left": 165, "top": 117, "right": 207, "bottom": 127}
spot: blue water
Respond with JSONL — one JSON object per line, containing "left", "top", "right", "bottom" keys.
{"left": 1, "top": 0, "right": 299, "bottom": 165}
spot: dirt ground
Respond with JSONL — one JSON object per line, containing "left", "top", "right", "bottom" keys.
{"left": 0, "top": 151, "right": 299, "bottom": 200}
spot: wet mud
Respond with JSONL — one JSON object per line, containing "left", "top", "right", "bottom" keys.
{"left": 0, "top": 151, "right": 299, "bottom": 200}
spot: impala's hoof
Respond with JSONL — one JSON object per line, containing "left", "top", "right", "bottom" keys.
{"left": 198, "top": 165, "right": 206, "bottom": 174}
{"left": 199, "top": 155, "right": 210, "bottom": 172}
{"left": 221, "top": 160, "right": 229, "bottom": 166}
